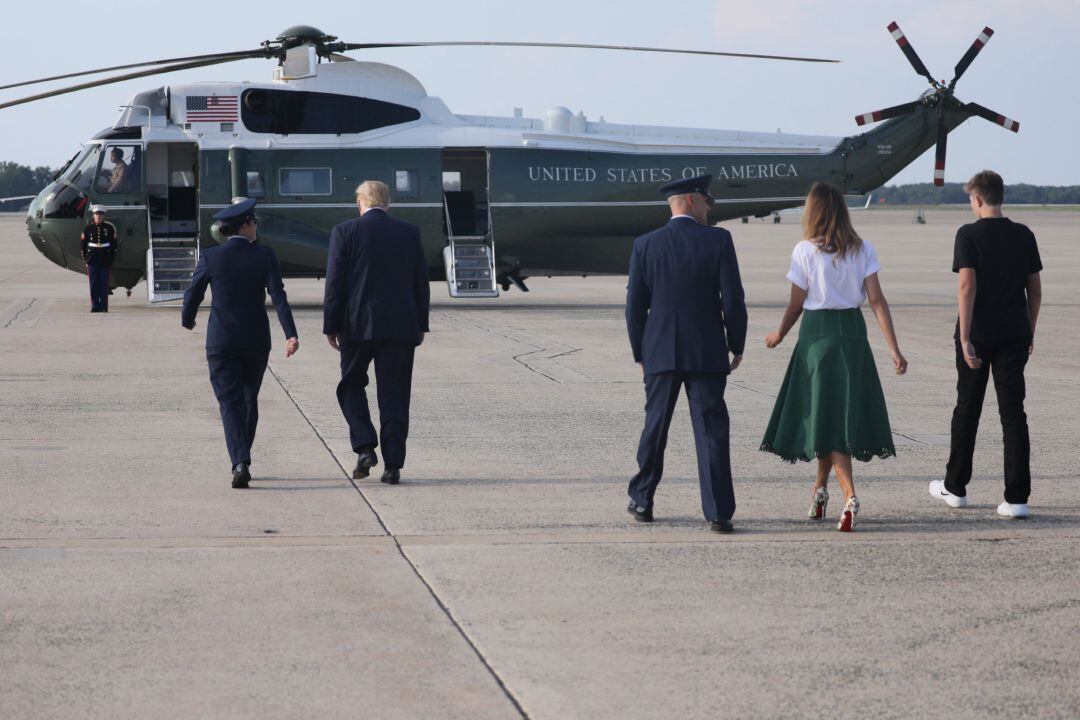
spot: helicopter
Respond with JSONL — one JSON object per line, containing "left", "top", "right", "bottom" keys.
{"left": 4, "top": 22, "right": 1018, "bottom": 301}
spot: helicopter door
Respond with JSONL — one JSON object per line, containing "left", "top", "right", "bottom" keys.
{"left": 144, "top": 142, "right": 200, "bottom": 302}
{"left": 441, "top": 148, "right": 497, "bottom": 298}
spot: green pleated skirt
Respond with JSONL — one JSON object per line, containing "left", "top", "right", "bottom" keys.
{"left": 760, "top": 308, "right": 896, "bottom": 463}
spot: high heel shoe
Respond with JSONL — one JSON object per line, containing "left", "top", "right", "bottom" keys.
{"left": 808, "top": 487, "right": 829, "bottom": 520}
{"left": 837, "top": 496, "right": 860, "bottom": 532}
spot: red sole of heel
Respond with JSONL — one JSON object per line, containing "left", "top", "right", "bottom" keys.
{"left": 838, "top": 511, "right": 854, "bottom": 532}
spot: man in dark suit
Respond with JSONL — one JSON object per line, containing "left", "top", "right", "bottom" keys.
{"left": 324, "top": 180, "right": 430, "bottom": 485}
{"left": 181, "top": 198, "right": 299, "bottom": 488}
{"left": 625, "top": 175, "right": 748, "bottom": 532}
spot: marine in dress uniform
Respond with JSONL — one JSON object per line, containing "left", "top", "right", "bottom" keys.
{"left": 80, "top": 205, "right": 117, "bottom": 312}
{"left": 323, "top": 180, "right": 430, "bottom": 485}
{"left": 625, "top": 175, "right": 748, "bottom": 532}
{"left": 181, "top": 198, "right": 299, "bottom": 488}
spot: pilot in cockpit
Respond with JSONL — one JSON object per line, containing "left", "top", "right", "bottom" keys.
{"left": 99, "top": 147, "right": 128, "bottom": 193}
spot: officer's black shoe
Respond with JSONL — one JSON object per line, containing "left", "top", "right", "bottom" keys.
{"left": 709, "top": 518, "right": 734, "bottom": 533}
{"left": 381, "top": 468, "right": 400, "bottom": 485}
{"left": 352, "top": 448, "right": 379, "bottom": 479}
{"left": 231, "top": 463, "right": 251, "bottom": 489}
{"left": 627, "top": 501, "right": 653, "bottom": 523}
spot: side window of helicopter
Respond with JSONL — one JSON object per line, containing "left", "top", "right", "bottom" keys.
{"left": 279, "top": 168, "right": 332, "bottom": 196}
{"left": 245, "top": 171, "right": 266, "bottom": 198}
{"left": 395, "top": 169, "right": 418, "bottom": 199}
{"left": 96, "top": 144, "right": 141, "bottom": 193}
{"left": 66, "top": 146, "right": 102, "bottom": 191}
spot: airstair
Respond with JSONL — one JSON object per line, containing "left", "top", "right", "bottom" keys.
{"left": 145, "top": 208, "right": 199, "bottom": 302}
{"left": 442, "top": 195, "right": 498, "bottom": 298}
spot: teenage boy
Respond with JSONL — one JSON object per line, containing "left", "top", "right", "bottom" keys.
{"left": 930, "top": 170, "right": 1042, "bottom": 518}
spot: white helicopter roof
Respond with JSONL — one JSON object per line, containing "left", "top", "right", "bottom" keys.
{"left": 120, "top": 59, "right": 842, "bottom": 155}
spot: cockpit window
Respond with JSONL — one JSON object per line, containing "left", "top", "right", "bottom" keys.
{"left": 65, "top": 146, "right": 102, "bottom": 191}
{"left": 96, "top": 144, "right": 141, "bottom": 193}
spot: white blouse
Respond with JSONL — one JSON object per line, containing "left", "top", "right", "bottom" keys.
{"left": 786, "top": 239, "right": 881, "bottom": 310}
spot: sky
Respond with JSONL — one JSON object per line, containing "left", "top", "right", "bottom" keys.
{"left": 1, "top": 0, "right": 1076, "bottom": 186}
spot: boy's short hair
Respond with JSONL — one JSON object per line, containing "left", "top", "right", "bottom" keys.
{"left": 964, "top": 170, "right": 1004, "bottom": 206}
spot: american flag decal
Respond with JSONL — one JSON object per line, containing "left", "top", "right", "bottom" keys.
{"left": 185, "top": 95, "right": 239, "bottom": 122}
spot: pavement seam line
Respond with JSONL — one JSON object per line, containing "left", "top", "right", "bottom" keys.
{"left": 266, "top": 363, "right": 532, "bottom": 719}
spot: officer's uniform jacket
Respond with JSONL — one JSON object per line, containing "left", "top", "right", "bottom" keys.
{"left": 80, "top": 222, "right": 118, "bottom": 266}
{"left": 626, "top": 217, "right": 748, "bottom": 375}
{"left": 181, "top": 236, "right": 297, "bottom": 351}
{"left": 323, "top": 208, "right": 430, "bottom": 345}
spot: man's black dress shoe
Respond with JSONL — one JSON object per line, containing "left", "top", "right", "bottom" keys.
{"left": 352, "top": 448, "right": 379, "bottom": 479}
{"left": 231, "top": 463, "right": 251, "bottom": 489}
{"left": 709, "top": 518, "right": 734, "bottom": 533}
{"left": 381, "top": 468, "right": 400, "bottom": 485}
{"left": 627, "top": 501, "right": 653, "bottom": 523}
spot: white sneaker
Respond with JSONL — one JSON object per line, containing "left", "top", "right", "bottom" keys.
{"left": 929, "top": 480, "right": 969, "bottom": 508}
{"left": 997, "top": 502, "right": 1030, "bottom": 519}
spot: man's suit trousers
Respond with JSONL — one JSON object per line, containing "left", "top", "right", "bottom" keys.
{"left": 338, "top": 340, "right": 415, "bottom": 469}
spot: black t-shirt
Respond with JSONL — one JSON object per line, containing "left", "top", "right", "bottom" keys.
{"left": 952, "top": 217, "right": 1042, "bottom": 342}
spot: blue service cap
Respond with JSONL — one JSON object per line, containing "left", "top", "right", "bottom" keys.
{"left": 212, "top": 197, "right": 257, "bottom": 224}
{"left": 658, "top": 174, "right": 713, "bottom": 200}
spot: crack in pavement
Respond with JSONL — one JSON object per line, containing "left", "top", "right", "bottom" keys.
{"left": 1, "top": 298, "right": 36, "bottom": 329}
{"left": 438, "top": 311, "right": 587, "bottom": 384}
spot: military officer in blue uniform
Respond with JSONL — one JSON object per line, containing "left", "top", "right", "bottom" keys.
{"left": 80, "top": 205, "right": 117, "bottom": 312}
{"left": 181, "top": 198, "right": 299, "bottom": 488}
{"left": 324, "top": 180, "right": 430, "bottom": 486}
{"left": 625, "top": 175, "right": 748, "bottom": 532}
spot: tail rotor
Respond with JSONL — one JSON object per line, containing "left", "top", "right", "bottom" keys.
{"left": 853, "top": 22, "right": 1020, "bottom": 186}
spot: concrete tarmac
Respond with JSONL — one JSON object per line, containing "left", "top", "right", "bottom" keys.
{"left": 1, "top": 207, "right": 1077, "bottom": 719}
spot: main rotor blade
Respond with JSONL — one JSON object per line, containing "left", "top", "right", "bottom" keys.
{"left": 951, "top": 27, "right": 993, "bottom": 85}
{"left": 854, "top": 100, "right": 921, "bottom": 126}
{"left": 337, "top": 40, "right": 839, "bottom": 63}
{"left": 934, "top": 117, "right": 948, "bottom": 187}
{"left": 0, "top": 56, "right": 249, "bottom": 111}
{"left": 887, "top": 21, "right": 936, "bottom": 85}
{"left": 966, "top": 101, "right": 1020, "bottom": 132}
{"left": 0, "top": 49, "right": 271, "bottom": 92}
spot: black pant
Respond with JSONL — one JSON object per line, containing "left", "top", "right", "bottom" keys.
{"left": 945, "top": 337, "right": 1031, "bottom": 504}
{"left": 338, "top": 341, "right": 416, "bottom": 469}
{"left": 88, "top": 263, "right": 110, "bottom": 311}
{"left": 628, "top": 371, "right": 735, "bottom": 521}
{"left": 207, "top": 348, "right": 269, "bottom": 467}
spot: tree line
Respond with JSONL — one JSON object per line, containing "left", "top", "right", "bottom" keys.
{"left": 872, "top": 182, "right": 1080, "bottom": 205}
{"left": 0, "top": 162, "right": 57, "bottom": 208}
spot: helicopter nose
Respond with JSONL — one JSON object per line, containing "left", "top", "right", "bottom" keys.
{"left": 25, "top": 183, "right": 75, "bottom": 270}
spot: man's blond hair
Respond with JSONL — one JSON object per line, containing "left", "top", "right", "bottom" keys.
{"left": 355, "top": 180, "right": 390, "bottom": 209}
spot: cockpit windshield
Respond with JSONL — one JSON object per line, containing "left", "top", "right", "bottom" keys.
{"left": 63, "top": 145, "right": 102, "bottom": 191}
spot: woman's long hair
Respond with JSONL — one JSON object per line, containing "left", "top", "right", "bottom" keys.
{"left": 802, "top": 182, "right": 864, "bottom": 259}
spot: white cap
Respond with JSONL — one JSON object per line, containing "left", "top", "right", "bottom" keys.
{"left": 89, "top": 204, "right": 108, "bottom": 214}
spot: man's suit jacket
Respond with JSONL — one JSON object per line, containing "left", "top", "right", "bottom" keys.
{"left": 322, "top": 208, "right": 430, "bottom": 345}
{"left": 626, "top": 217, "right": 747, "bottom": 375}
{"left": 181, "top": 236, "right": 297, "bottom": 351}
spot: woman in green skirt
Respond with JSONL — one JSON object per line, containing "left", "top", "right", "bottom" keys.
{"left": 761, "top": 182, "right": 908, "bottom": 531}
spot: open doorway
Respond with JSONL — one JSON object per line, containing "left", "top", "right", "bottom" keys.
{"left": 145, "top": 143, "right": 199, "bottom": 238}
{"left": 441, "top": 148, "right": 489, "bottom": 238}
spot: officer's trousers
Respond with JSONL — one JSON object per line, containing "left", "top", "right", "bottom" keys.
{"left": 337, "top": 340, "right": 415, "bottom": 469}
{"left": 87, "top": 263, "right": 110, "bottom": 311}
{"left": 207, "top": 347, "right": 269, "bottom": 467}
{"left": 629, "top": 371, "right": 736, "bottom": 521}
